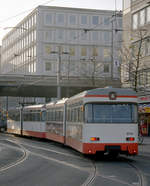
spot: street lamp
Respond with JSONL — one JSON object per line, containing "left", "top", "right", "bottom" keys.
{"left": 20, "top": 103, "right": 24, "bottom": 136}
{"left": 51, "top": 46, "right": 69, "bottom": 100}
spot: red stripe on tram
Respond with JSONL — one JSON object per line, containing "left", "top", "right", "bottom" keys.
{"left": 85, "top": 95, "right": 137, "bottom": 98}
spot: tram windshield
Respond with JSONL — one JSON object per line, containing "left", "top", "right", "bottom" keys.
{"left": 85, "top": 103, "right": 138, "bottom": 123}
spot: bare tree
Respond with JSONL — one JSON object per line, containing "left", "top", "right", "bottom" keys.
{"left": 121, "top": 29, "right": 147, "bottom": 91}
{"left": 80, "top": 56, "right": 104, "bottom": 87}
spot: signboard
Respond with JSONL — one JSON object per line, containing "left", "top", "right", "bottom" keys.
{"left": 139, "top": 104, "right": 150, "bottom": 113}
{"left": 138, "top": 95, "right": 150, "bottom": 103}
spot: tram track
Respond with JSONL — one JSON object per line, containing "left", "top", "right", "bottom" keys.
{"left": 0, "top": 136, "right": 147, "bottom": 186}
{"left": 81, "top": 159, "right": 97, "bottom": 186}
{"left": 0, "top": 139, "right": 29, "bottom": 172}
{"left": 82, "top": 155, "right": 147, "bottom": 186}
{"left": 127, "top": 159, "right": 146, "bottom": 186}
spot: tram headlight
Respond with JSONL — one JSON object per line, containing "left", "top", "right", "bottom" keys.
{"left": 90, "top": 137, "right": 100, "bottom": 141}
{"left": 126, "top": 137, "right": 135, "bottom": 141}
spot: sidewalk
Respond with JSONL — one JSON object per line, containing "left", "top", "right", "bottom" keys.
{"left": 138, "top": 137, "right": 150, "bottom": 156}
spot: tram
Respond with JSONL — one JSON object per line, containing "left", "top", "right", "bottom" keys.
{"left": 7, "top": 104, "right": 46, "bottom": 138}
{"left": 64, "top": 88, "right": 138, "bottom": 155}
{"left": 7, "top": 87, "right": 138, "bottom": 156}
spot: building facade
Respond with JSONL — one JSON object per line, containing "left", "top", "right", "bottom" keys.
{"left": 1, "top": 6, "right": 122, "bottom": 88}
{"left": 0, "top": 46, "right": 1, "bottom": 74}
{"left": 122, "top": 0, "right": 150, "bottom": 91}
{"left": 122, "top": 0, "right": 150, "bottom": 136}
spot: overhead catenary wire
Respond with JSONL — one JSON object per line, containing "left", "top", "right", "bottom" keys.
{"left": 0, "top": 0, "right": 58, "bottom": 24}
{"left": 1, "top": 3, "right": 123, "bottom": 86}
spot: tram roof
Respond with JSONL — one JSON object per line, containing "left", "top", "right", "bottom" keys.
{"left": 68, "top": 88, "right": 137, "bottom": 100}
{"left": 85, "top": 88, "right": 136, "bottom": 96}
{"left": 46, "top": 98, "right": 68, "bottom": 108}
{"left": 24, "top": 104, "right": 45, "bottom": 110}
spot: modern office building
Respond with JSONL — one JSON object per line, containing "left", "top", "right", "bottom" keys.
{"left": 1, "top": 6, "right": 122, "bottom": 89}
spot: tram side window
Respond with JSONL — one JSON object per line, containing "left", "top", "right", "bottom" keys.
{"left": 16, "top": 112, "right": 20, "bottom": 121}
{"left": 47, "top": 110, "right": 49, "bottom": 121}
{"left": 69, "top": 109, "right": 71, "bottom": 121}
{"left": 23, "top": 113, "right": 27, "bottom": 121}
{"left": 34, "top": 112, "right": 38, "bottom": 121}
{"left": 66, "top": 106, "right": 82, "bottom": 122}
{"left": 60, "top": 110, "right": 63, "bottom": 121}
{"left": 85, "top": 104, "right": 93, "bottom": 123}
{"left": 67, "top": 109, "right": 70, "bottom": 121}
{"left": 26, "top": 112, "right": 30, "bottom": 121}
{"left": 57, "top": 111, "right": 59, "bottom": 121}
{"left": 46, "top": 110, "right": 49, "bottom": 121}
{"left": 51, "top": 110, "right": 54, "bottom": 121}
{"left": 76, "top": 108, "right": 79, "bottom": 122}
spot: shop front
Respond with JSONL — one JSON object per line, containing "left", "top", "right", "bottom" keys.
{"left": 138, "top": 96, "right": 150, "bottom": 136}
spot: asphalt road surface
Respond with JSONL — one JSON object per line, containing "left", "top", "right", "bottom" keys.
{"left": 0, "top": 133, "right": 150, "bottom": 186}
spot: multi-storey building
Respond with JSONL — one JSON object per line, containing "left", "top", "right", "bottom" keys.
{"left": 0, "top": 46, "right": 1, "bottom": 74}
{"left": 122, "top": 0, "right": 150, "bottom": 136}
{"left": 122, "top": 0, "right": 150, "bottom": 90}
{"left": 1, "top": 6, "right": 122, "bottom": 89}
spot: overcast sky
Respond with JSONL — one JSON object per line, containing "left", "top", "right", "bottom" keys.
{"left": 0, "top": 0, "right": 122, "bottom": 44}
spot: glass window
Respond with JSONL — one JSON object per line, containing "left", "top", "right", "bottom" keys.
{"left": 139, "top": 9, "right": 145, "bottom": 26}
{"left": 81, "top": 31, "right": 87, "bottom": 40}
{"left": 104, "top": 31, "right": 110, "bottom": 42}
{"left": 146, "top": 71, "right": 150, "bottom": 85}
{"left": 85, "top": 103, "right": 138, "bottom": 123}
{"left": 104, "top": 64, "right": 109, "bottom": 73}
{"left": 104, "top": 17, "right": 110, "bottom": 25}
{"left": 132, "top": 13, "right": 138, "bottom": 29}
{"left": 57, "top": 30, "right": 64, "bottom": 40}
{"left": 103, "top": 48, "right": 110, "bottom": 58}
{"left": 81, "top": 15, "right": 87, "bottom": 24}
{"left": 70, "top": 15, "right": 76, "bottom": 25}
{"left": 45, "top": 62, "right": 51, "bottom": 71}
{"left": 57, "top": 14, "right": 64, "bottom": 24}
{"left": 45, "top": 45, "right": 51, "bottom": 54}
{"left": 92, "top": 16, "right": 99, "bottom": 25}
{"left": 45, "top": 31, "right": 52, "bottom": 41}
{"left": 92, "top": 47, "right": 98, "bottom": 56}
{"left": 145, "top": 38, "right": 150, "bottom": 56}
{"left": 147, "top": 6, "right": 150, "bottom": 23}
{"left": 70, "top": 30, "right": 76, "bottom": 39}
{"left": 45, "top": 13, "right": 52, "bottom": 25}
{"left": 92, "top": 31, "right": 98, "bottom": 41}
{"left": 81, "top": 47, "right": 87, "bottom": 56}
{"left": 69, "top": 47, "right": 75, "bottom": 56}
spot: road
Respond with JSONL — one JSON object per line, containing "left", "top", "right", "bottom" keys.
{"left": 0, "top": 133, "right": 150, "bottom": 186}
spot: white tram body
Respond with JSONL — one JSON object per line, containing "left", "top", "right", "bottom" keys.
{"left": 21, "top": 104, "right": 46, "bottom": 138}
{"left": 7, "top": 104, "right": 46, "bottom": 138}
{"left": 7, "top": 88, "right": 138, "bottom": 156}
{"left": 65, "top": 88, "right": 138, "bottom": 155}
{"left": 7, "top": 107, "right": 21, "bottom": 135}
{"left": 45, "top": 99, "right": 68, "bottom": 143}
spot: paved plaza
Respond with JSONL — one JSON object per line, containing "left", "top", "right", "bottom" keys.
{"left": 139, "top": 137, "right": 150, "bottom": 157}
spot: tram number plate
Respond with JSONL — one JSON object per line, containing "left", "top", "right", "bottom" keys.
{"left": 106, "top": 146, "right": 120, "bottom": 151}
